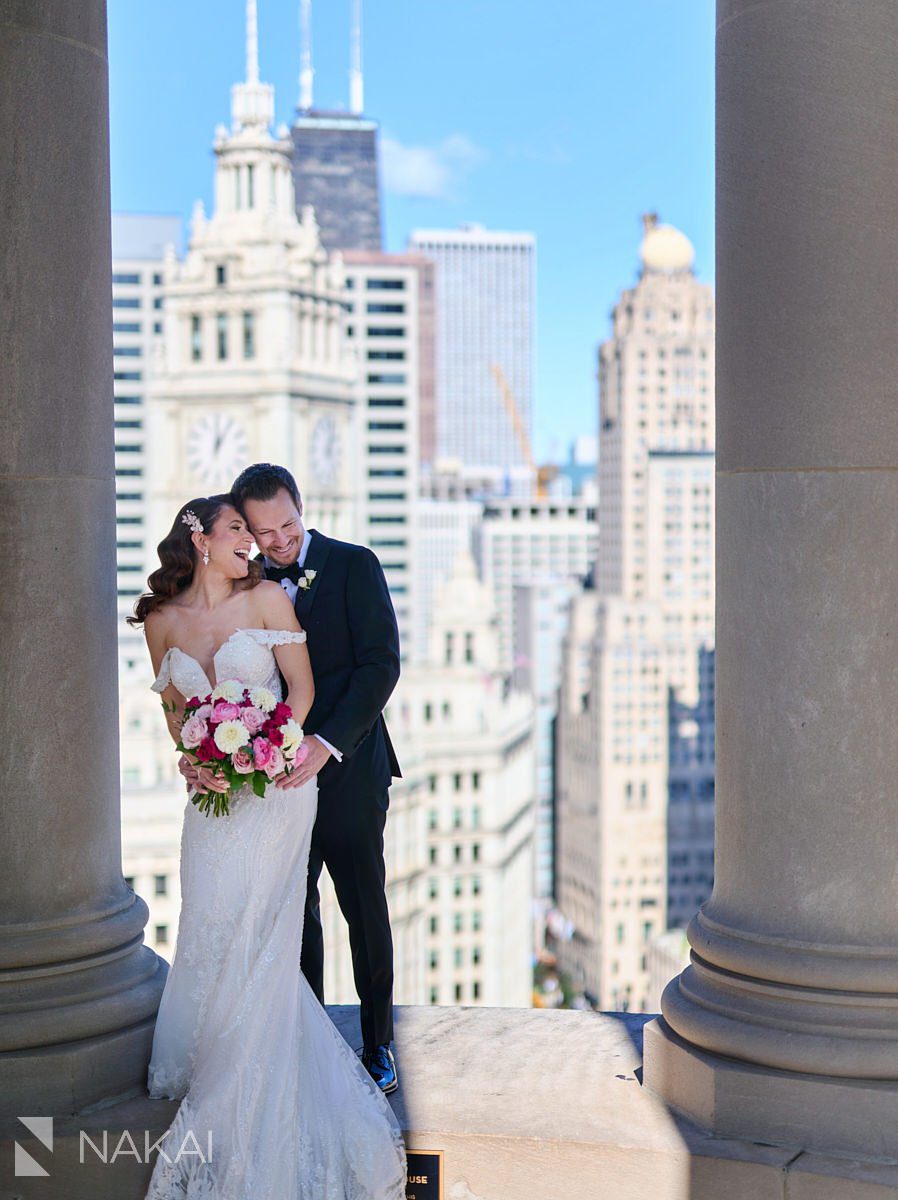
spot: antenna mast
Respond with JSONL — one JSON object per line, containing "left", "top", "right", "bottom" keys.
{"left": 299, "top": 0, "right": 314, "bottom": 111}
{"left": 349, "top": 0, "right": 364, "bottom": 115}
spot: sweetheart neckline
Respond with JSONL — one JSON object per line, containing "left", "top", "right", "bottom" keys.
{"left": 164, "top": 629, "right": 272, "bottom": 693}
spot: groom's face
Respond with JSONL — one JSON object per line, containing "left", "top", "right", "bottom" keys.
{"left": 243, "top": 488, "right": 305, "bottom": 566}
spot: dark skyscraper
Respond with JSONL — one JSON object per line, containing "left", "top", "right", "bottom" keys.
{"left": 290, "top": 112, "right": 383, "bottom": 252}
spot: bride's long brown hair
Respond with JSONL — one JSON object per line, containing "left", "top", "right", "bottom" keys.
{"left": 127, "top": 494, "right": 261, "bottom": 627}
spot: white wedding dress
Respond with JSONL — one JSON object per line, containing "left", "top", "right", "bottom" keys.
{"left": 144, "top": 628, "right": 406, "bottom": 1200}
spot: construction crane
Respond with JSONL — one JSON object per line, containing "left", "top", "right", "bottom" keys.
{"left": 489, "top": 362, "right": 554, "bottom": 498}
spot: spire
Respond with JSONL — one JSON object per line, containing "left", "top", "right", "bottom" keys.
{"left": 349, "top": 0, "right": 364, "bottom": 115}
{"left": 246, "top": 0, "right": 259, "bottom": 85}
{"left": 299, "top": 0, "right": 314, "bottom": 112}
{"left": 231, "top": 0, "right": 274, "bottom": 131}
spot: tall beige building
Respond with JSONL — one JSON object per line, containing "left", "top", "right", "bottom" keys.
{"left": 555, "top": 217, "right": 715, "bottom": 1012}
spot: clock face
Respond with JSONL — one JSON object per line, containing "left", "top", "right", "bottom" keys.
{"left": 186, "top": 413, "right": 249, "bottom": 486}
{"left": 310, "top": 416, "right": 342, "bottom": 488}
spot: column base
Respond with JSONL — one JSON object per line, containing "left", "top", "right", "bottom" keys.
{"left": 643, "top": 1015, "right": 898, "bottom": 1162}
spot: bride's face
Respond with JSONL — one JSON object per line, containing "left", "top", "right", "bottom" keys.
{"left": 205, "top": 505, "right": 253, "bottom": 579}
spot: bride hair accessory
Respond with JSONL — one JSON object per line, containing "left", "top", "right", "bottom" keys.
{"left": 181, "top": 509, "right": 204, "bottom": 535}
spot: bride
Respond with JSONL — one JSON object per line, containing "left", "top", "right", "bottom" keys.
{"left": 129, "top": 494, "right": 406, "bottom": 1199}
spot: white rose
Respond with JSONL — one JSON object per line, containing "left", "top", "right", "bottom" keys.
{"left": 249, "top": 686, "right": 276, "bottom": 713}
{"left": 211, "top": 679, "right": 243, "bottom": 703}
{"left": 305, "top": 570, "right": 316, "bottom": 580}
{"left": 213, "top": 719, "right": 249, "bottom": 755}
{"left": 280, "top": 719, "right": 305, "bottom": 756}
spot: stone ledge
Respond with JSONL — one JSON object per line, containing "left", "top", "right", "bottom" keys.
{"left": 2, "top": 1006, "right": 898, "bottom": 1198}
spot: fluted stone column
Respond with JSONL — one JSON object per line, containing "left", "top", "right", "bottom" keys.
{"left": 644, "top": 0, "right": 898, "bottom": 1160}
{"left": 0, "top": 1, "right": 166, "bottom": 1115}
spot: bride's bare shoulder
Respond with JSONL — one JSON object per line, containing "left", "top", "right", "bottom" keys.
{"left": 250, "top": 580, "right": 302, "bottom": 630}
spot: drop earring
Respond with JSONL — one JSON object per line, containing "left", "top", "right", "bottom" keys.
{"left": 203, "top": 549, "right": 210, "bottom": 566}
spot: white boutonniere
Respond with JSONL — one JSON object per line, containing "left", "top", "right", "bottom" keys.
{"left": 297, "top": 568, "right": 317, "bottom": 591}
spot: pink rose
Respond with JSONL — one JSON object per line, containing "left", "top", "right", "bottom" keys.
{"left": 211, "top": 701, "right": 241, "bottom": 725}
{"left": 286, "top": 741, "right": 311, "bottom": 765}
{"left": 232, "top": 748, "right": 255, "bottom": 774}
{"left": 195, "top": 703, "right": 213, "bottom": 720}
{"left": 253, "top": 738, "right": 276, "bottom": 771}
{"left": 264, "top": 746, "right": 286, "bottom": 779}
{"left": 240, "top": 706, "right": 267, "bottom": 734}
{"left": 181, "top": 714, "right": 209, "bottom": 749}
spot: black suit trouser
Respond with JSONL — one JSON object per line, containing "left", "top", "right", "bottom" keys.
{"left": 300, "top": 787, "right": 394, "bottom": 1050}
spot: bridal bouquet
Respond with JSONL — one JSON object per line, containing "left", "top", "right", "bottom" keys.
{"left": 165, "top": 682, "right": 308, "bottom": 817}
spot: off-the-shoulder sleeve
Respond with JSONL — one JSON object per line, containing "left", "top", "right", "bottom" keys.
{"left": 242, "top": 628, "right": 307, "bottom": 647}
{"left": 150, "top": 648, "right": 174, "bottom": 693}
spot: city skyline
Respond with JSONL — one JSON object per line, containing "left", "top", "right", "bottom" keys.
{"left": 108, "top": 0, "right": 715, "bottom": 462}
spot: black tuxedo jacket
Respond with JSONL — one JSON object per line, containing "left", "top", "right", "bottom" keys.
{"left": 261, "top": 530, "right": 401, "bottom": 800}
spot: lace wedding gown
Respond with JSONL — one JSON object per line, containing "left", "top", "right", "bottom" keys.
{"left": 144, "top": 628, "right": 406, "bottom": 1200}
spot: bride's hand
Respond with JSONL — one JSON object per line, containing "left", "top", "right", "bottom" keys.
{"left": 178, "top": 755, "right": 199, "bottom": 788}
{"left": 194, "top": 766, "right": 230, "bottom": 794}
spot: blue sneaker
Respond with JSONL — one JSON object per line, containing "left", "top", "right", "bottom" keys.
{"left": 363, "top": 1043, "right": 398, "bottom": 1095}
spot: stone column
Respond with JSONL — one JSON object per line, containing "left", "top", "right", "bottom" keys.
{"left": 644, "top": 0, "right": 898, "bottom": 1159}
{"left": 0, "top": 1, "right": 165, "bottom": 1115}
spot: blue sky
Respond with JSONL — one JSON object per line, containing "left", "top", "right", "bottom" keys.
{"left": 108, "top": 0, "right": 714, "bottom": 462}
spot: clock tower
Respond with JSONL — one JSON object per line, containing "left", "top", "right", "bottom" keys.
{"left": 146, "top": 0, "right": 359, "bottom": 555}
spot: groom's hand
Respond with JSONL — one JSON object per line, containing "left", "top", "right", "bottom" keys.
{"left": 276, "top": 738, "right": 332, "bottom": 788}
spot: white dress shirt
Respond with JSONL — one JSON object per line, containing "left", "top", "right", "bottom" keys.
{"left": 262, "top": 530, "right": 342, "bottom": 763}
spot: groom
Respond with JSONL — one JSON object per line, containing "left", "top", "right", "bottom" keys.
{"left": 231, "top": 462, "right": 401, "bottom": 1094}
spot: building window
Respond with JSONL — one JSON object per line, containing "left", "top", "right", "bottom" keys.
{"left": 472, "top": 911, "right": 482, "bottom": 931}
{"left": 428, "top": 878, "right": 438, "bottom": 900}
{"left": 472, "top": 946, "right": 482, "bottom": 965}
{"left": 428, "top": 846, "right": 437, "bottom": 864}
{"left": 367, "top": 303, "right": 405, "bottom": 314}
{"left": 124, "top": 876, "right": 135, "bottom": 889}
{"left": 243, "top": 311, "right": 255, "bottom": 359}
{"left": 112, "top": 272, "right": 140, "bottom": 284}
{"left": 217, "top": 312, "right": 228, "bottom": 360}
{"left": 154, "top": 874, "right": 167, "bottom": 896}
{"left": 454, "top": 947, "right": 464, "bottom": 968}
{"left": 428, "top": 774, "right": 438, "bottom": 793}
{"left": 453, "top": 878, "right": 463, "bottom": 898}
{"left": 453, "top": 913, "right": 463, "bottom": 933}
{"left": 472, "top": 773, "right": 481, "bottom": 792}
{"left": 454, "top": 983, "right": 463, "bottom": 1002}
{"left": 366, "top": 279, "right": 405, "bottom": 291}
{"left": 445, "top": 631, "right": 454, "bottom": 664}
{"left": 113, "top": 322, "right": 141, "bottom": 334}
{"left": 247, "top": 162, "right": 255, "bottom": 208}
{"left": 429, "top": 950, "right": 439, "bottom": 970}
{"left": 453, "top": 844, "right": 462, "bottom": 863}
{"left": 453, "top": 773, "right": 462, "bottom": 792}
{"left": 428, "top": 809, "right": 438, "bottom": 830}
{"left": 367, "top": 374, "right": 406, "bottom": 385}
{"left": 429, "top": 916, "right": 438, "bottom": 934}
{"left": 472, "top": 843, "right": 481, "bottom": 862}
{"left": 472, "top": 876, "right": 481, "bottom": 896}
{"left": 472, "top": 981, "right": 481, "bottom": 1000}
{"left": 429, "top": 987, "right": 438, "bottom": 1005}
{"left": 465, "top": 632, "right": 475, "bottom": 663}
{"left": 368, "top": 421, "right": 406, "bottom": 432}
{"left": 155, "top": 925, "right": 169, "bottom": 944}
{"left": 216, "top": 263, "right": 227, "bottom": 286}
{"left": 113, "top": 297, "right": 140, "bottom": 309}
{"left": 191, "top": 314, "right": 202, "bottom": 361}
{"left": 113, "top": 371, "right": 142, "bottom": 381}
{"left": 113, "top": 345, "right": 141, "bottom": 357}
{"left": 369, "top": 397, "right": 405, "bottom": 408}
